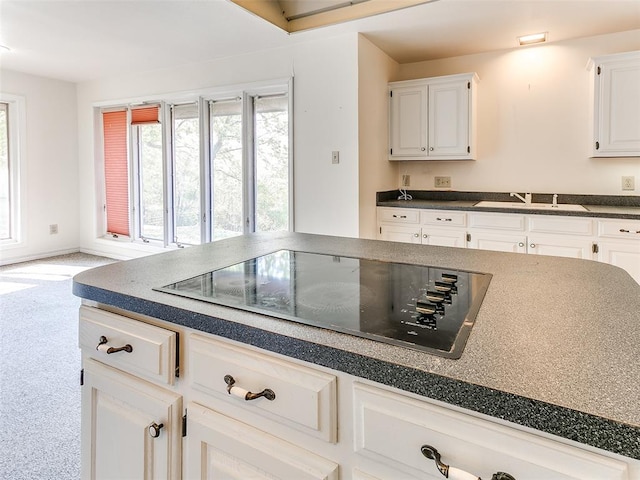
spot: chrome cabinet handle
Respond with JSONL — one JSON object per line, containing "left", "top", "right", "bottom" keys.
{"left": 224, "top": 375, "right": 275, "bottom": 401}
{"left": 429, "top": 147, "right": 434, "bottom": 151}
{"left": 518, "top": 242, "right": 525, "bottom": 247}
{"left": 392, "top": 214, "right": 407, "bottom": 219}
{"left": 436, "top": 217, "right": 453, "bottom": 222}
{"left": 414, "top": 233, "right": 420, "bottom": 237}
{"left": 96, "top": 336, "right": 133, "bottom": 354}
{"left": 421, "top": 445, "right": 516, "bottom": 480}
{"left": 148, "top": 422, "right": 164, "bottom": 438}
{"left": 619, "top": 228, "right": 640, "bottom": 234}
{"left": 530, "top": 243, "right": 536, "bottom": 248}
{"left": 423, "top": 234, "right": 428, "bottom": 238}
{"left": 421, "top": 147, "right": 426, "bottom": 151}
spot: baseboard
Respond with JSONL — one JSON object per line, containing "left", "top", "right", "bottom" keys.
{"left": 0, "top": 248, "right": 81, "bottom": 267}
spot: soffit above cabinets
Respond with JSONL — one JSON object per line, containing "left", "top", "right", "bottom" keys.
{"left": 229, "top": 0, "right": 434, "bottom": 33}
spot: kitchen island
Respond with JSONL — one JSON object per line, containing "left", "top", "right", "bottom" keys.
{"left": 74, "top": 232, "right": 640, "bottom": 478}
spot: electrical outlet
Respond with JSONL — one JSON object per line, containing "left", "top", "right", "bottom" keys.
{"left": 49, "top": 224, "right": 58, "bottom": 235}
{"left": 402, "top": 174, "right": 410, "bottom": 187}
{"left": 622, "top": 176, "right": 635, "bottom": 191}
{"left": 434, "top": 176, "right": 451, "bottom": 188}
{"left": 331, "top": 151, "right": 340, "bottom": 164}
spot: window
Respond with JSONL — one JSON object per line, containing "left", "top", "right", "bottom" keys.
{"left": 172, "top": 103, "right": 201, "bottom": 245}
{"left": 0, "top": 102, "right": 10, "bottom": 240}
{"left": 0, "top": 95, "right": 23, "bottom": 244}
{"left": 131, "top": 106, "right": 163, "bottom": 241}
{"left": 100, "top": 81, "right": 291, "bottom": 247}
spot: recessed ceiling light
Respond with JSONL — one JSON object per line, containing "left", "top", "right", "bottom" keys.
{"left": 517, "top": 32, "right": 548, "bottom": 46}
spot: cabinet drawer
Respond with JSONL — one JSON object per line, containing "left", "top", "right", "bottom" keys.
{"left": 420, "top": 210, "right": 466, "bottom": 227}
{"left": 353, "top": 383, "right": 628, "bottom": 480}
{"left": 468, "top": 212, "right": 525, "bottom": 231}
{"left": 79, "top": 306, "right": 177, "bottom": 385}
{"left": 190, "top": 334, "right": 337, "bottom": 443}
{"left": 378, "top": 207, "right": 420, "bottom": 224}
{"left": 598, "top": 219, "right": 640, "bottom": 239}
{"left": 528, "top": 215, "right": 594, "bottom": 236}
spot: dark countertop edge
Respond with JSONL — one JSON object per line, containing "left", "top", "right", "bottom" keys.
{"left": 73, "top": 281, "right": 640, "bottom": 461}
{"left": 377, "top": 190, "right": 640, "bottom": 219}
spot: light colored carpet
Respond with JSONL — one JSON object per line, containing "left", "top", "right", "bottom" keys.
{"left": 0, "top": 253, "right": 117, "bottom": 480}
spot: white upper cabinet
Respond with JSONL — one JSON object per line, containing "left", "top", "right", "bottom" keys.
{"left": 389, "top": 73, "right": 478, "bottom": 161}
{"left": 588, "top": 50, "right": 640, "bottom": 157}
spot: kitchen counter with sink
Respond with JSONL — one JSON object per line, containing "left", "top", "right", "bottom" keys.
{"left": 377, "top": 190, "right": 640, "bottom": 219}
{"left": 73, "top": 232, "right": 640, "bottom": 461}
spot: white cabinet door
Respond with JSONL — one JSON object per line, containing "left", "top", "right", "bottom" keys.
{"left": 598, "top": 241, "right": 640, "bottom": 284}
{"left": 389, "top": 83, "right": 428, "bottom": 159}
{"left": 184, "top": 402, "right": 338, "bottom": 480}
{"left": 81, "top": 359, "right": 182, "bottom": 480}
{"left": 468, "top": 231, "right": 527, "bottom": 253}
{"left": 527, "top": 233, "right": 595, "bottom": 259}
{"left": 590, "top": 50, "right": 640, "bottom": 157}
{"left": 428, "top": 79, "right": 470, "bottom": 157}
{"left": 422, "top": 227, "right": 467, "bottom": 248}
{"left": 378, "top": 224, "right": 422, "bottom": 244}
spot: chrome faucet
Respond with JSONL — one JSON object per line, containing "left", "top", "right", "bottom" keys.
{"left": 510, "top": 192, "right": 532, "bottom": 204}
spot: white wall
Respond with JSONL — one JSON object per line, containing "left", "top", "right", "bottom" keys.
{"left": 391, "top": 30, "right": 640, "bottom": 196}
{"left": 357, "top": 35, "right": 399, "bottom": 239}
{"left": 0, "top": 70, "right": 79, "bottom": 264}
{"left": 76, "top": 34, "right": 361, "bottom": 259}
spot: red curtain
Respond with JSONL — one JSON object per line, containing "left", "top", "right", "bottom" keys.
{"left": 103, "top": 110, "right": 129, "bottom": 236}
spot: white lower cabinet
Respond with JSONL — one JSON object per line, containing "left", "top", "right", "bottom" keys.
{"left": 81, "top": 359, "right": 183, "bottom": 480}
{"left": 353, "top": 383, "right": 630, "bottom": 480}
{"left": 80, "top": 306, "right": 640, "bottom": 480}
{"left": 377, "top": 207, "right": 467, "bottom": 248}
{"left": 377, "top": 207, "right": 640, "bottom": 283}
{"left": 184, "top": 402, "right": 338, "bottom": 480}
{"left": 596, "top": 219, "right": 640, "bottom": 284}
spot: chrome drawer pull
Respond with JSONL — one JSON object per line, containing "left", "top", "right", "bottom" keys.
{"left": 392, "top": 214, "right": 407, "bottom": 219}
{"left": 224, "top": 374, "right": 276, "bottom": 401}
{"left": 619, "top": 228, "right": 640, "bottom": 234}
{"left": 436, "top": 217, "right": 453, "bottom": 222}
{"left": 421, "top": 445, "right": 516, "bottom": 480}
{"left": 96, "top": 336, "right": 133, "bottom": 354}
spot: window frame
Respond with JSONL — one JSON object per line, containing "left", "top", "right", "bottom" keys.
{"left": 96, "top": 78, "right": 293, "bottom": 248}
{"left": 0, "top": 93, "right": 26, "bottom": 247}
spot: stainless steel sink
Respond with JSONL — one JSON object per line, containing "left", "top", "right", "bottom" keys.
{"left": 474, "top": 201, "right": 587, "bottom": 212}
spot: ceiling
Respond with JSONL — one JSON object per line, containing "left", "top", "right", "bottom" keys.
{"left": 0, "top": 0, "right": 639, "bottom": 83}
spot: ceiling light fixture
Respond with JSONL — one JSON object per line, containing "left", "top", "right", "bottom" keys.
{"left": 517, "top": 32, "right": 548, "bottom": 46}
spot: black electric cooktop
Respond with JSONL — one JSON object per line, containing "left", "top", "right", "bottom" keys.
{"left": 155, "top": 250, "right": 492, "bottom": 358}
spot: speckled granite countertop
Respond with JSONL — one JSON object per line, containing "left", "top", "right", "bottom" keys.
{"left": 377, "top": 190, "right": 640, "bottom": 219}
{"left": 73, "top": 232, "right": 640, "bottom": 460}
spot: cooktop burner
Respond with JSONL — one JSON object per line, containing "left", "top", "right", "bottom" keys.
{"left": 155, "top": 250, "right": 492, "bottom": 358}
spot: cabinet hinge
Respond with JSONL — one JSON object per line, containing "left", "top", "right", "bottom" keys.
{"left": 467, "top": 146, "right": 470, "bottom": 154}
{"left": 466, "top": 233, "right": 471, "bottom": 242}
{"left": 592, "top": 243, "right": 599, "bottom": 254}
{"left": 80, "top": 368, "right": 84, "bottom": 386}
{"left": 467, "top": 81, "right": 471, "bottom": 89}
{"left": 379, "top": 226, "right": 382, "bottom": 234}
{"left": 182, "top": 412, "right": 187, "bottom": 437}
{"left": 597, "top": 66, "right": 601, "bottom": 75}
{"left": 390, "top": 148, "right": 393, "bottom": 155}
{"left": 390, "top": 90, "right": 393, "bottom": 97}
{"left": 595, "top": 141, "right": 600, "bottom": 150}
